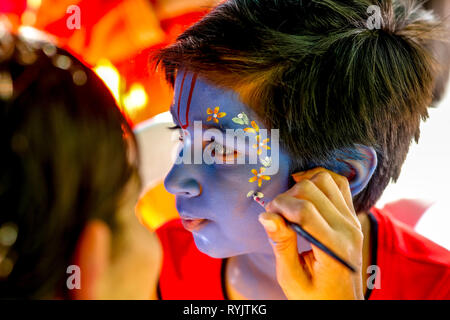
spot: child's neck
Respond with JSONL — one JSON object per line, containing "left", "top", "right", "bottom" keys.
{"left": 225, "top": 212, "right": 372, "bottom": 300}
{"left": 225, "top": 251, "right": 286, "bottom": 300}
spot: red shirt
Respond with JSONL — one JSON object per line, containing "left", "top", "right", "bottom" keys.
{"left": 156, "top": 207, "right": 450, "bottom": 300}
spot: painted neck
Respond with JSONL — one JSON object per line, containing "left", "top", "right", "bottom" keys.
{"left": 226, "top": 252, "right": 286, "bottom": 300}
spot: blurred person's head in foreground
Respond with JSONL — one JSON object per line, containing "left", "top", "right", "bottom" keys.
{"left": 0, "top": 30, "right": 159, "bottom": 299}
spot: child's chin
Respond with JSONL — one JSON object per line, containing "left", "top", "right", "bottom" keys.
{"left": 192, "top": 233, "right": 242, "bottom": 259}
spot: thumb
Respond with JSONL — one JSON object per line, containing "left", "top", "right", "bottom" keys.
{"left": 258, "top": 212, "right": 311, "bottom": 291}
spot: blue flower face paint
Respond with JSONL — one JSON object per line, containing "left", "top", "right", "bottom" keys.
{"left": 164, "top": 71, "right": 311, "bottom": 258}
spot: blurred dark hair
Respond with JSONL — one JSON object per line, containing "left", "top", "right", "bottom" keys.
{"left": 0, "top": 32, "right": 138, "bottom": 298}
{"left": 425, "top": 0, "right": 450, "bottom": 105}
{"left": 153, "top": 0, "right": 444, "bottom": 212}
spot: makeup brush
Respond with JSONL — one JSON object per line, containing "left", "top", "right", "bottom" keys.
{"left": 253, "top": 195, "right": 357, "bottom": 273}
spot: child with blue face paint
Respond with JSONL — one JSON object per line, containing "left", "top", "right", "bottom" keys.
{"left": 153, "top": 0, "right": 450, "bottom": 300}
{"left": 165, "top": 71, "right": 296, "bottom": 259}
{"left": 163, "top": 71, "right": 374, "bottom": 299}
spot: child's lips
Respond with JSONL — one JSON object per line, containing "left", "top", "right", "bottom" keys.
{"left": 181, "top": 218, "right": 208, "bottom": 232}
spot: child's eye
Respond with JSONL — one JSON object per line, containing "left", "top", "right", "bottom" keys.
{"left": 209, "top": 141, "right": 239, "bottom": 161}
{"left": 168, "top": 125, "right": 184, "bottom": 142}
{"left": 213, "top": 142, "right": 234, "bottom": 155}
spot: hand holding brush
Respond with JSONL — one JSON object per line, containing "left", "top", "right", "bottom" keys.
{"left": 257, "top": 167, "right": 365, "bottom": 300}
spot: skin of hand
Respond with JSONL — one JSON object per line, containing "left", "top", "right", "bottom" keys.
{"left": 258, "top": 167, "right": 365, "bottom": 300}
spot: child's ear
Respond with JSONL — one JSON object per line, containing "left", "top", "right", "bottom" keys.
{"left": 71, "top": 220, "right": 111, "bottom": 300}
{"left": 336, "top": 145, "right": 378, "bottom": 196}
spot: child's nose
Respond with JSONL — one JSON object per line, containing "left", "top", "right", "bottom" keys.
{"left": 164, "top": 164, "right": 201, "bottom": 198}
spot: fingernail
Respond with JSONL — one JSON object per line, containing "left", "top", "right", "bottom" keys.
{"left": 258, "top": 216, "right": 278, "bottom": 232}
{"left": 291, "top": 171, "right": 306, "bottom": 178}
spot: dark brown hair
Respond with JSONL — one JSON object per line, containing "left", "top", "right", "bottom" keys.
{"left": 153, "top": 0, "right": 443, "bottom": 212}
{"left": 0, "top": 34, "right": 138, "bottom": 298}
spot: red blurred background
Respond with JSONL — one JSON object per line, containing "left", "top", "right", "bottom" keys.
{"left": 0, "top": 0, "right": 217, "bottom": 123}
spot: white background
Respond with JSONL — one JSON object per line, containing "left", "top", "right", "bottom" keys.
{"left": 377, "top": 82, "right": 450, "bottom": 206}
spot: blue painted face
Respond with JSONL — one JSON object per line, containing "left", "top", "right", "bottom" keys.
{"left": 164, "top": 71, "right": 310, "bottom": 258}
